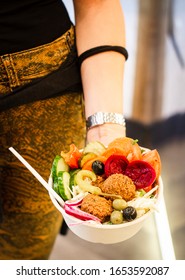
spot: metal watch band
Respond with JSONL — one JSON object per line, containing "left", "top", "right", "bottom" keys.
{"left": 86, "top": 112, "right": 125, "bottom": 130}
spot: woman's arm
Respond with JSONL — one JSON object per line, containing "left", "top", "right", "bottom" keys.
{"left": 73, "top": 0, "right": 127, "bottom": 145}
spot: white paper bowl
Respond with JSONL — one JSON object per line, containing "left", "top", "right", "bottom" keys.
{"left": 49, "top": 176, "right": 163, "bottom": 244}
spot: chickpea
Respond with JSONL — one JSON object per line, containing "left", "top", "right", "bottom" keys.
{"left": 110, "top": 210, "right": 123, "bottom": 224}
{"left": 112, "top": 199, "right": 127, "bottom": 210}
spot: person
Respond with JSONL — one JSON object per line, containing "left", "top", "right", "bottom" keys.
{"left": 0, "top": 0, "right": 127, "bottom": 259}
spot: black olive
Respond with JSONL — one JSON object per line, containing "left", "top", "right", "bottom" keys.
{"left": 122, "top": 206, "right": 137, "bottom": 221}
{"left": 92, "top": 160, "right": 105, "bottom": 175}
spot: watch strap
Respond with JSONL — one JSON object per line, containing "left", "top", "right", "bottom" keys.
{"left": 86, "top": 112, "right": 125, "bottom": 130}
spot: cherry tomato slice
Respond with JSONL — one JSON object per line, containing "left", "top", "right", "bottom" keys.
{"left": 61, "top": 144, "right": 82, "bottom": 169}
{"left": 142, "top": 185, "right": 152, "bottom": 193}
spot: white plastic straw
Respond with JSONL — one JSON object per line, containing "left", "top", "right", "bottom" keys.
{"left": 9, "top": 147, "right": 65, "bottom": 207}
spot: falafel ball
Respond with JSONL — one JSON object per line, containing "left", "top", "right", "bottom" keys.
{"left": 101, "top": 174, "right": 136, "bottom": 201}
{"left": 81, "top": 194, "right": 113, "bottom": 222}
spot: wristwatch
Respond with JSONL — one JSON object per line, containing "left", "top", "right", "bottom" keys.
{"left": 86, "top": 112, "right": 125, "bottom": 130}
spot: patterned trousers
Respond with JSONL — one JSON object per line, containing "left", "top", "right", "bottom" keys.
{"left": 0, "top": 26, "right": 86, "bottom": 259}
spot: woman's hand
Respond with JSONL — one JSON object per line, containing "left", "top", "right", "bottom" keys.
{"left": 86, "top": 123, "right": 126, "bottom": 146}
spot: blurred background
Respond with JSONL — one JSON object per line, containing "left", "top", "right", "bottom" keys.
{"left": 50, "top": 0, "right": 185, "bottom": 260}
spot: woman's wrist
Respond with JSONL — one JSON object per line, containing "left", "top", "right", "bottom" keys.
{"left": 86, "top": 123, "right": 126, "bottom": 146}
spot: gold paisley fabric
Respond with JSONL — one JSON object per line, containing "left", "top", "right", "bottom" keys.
{"left": 0, "top": 93, "right": 86, "bottom": 259}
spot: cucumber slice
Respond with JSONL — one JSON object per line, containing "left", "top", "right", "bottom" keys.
{"left": 53, "top": 176, "right": 59, "bottom": 194}
{"left": 58, "top": 171, "right": 71, "bottom": 201}
{"left": 83, "top": 141, "right": 106, "bottom": 156}
{"left": 69, "top": 169, "right": 80, "bottom": 189}
{"left": 52, "top": 155, "right": 69, "bottom": 180}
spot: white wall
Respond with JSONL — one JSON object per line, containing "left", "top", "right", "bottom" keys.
{"left": 162, "top": 0, "right": 185, "bottom": 118}
{"left": 122, "top": 0, "right": 185, "bottom": 119}
{"left": 120, "top": 0, "right": 139, "bottom": 118}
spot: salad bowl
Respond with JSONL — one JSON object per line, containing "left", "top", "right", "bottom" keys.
{"left": 49, "top": 138, "right": 163, "bottom": 244}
